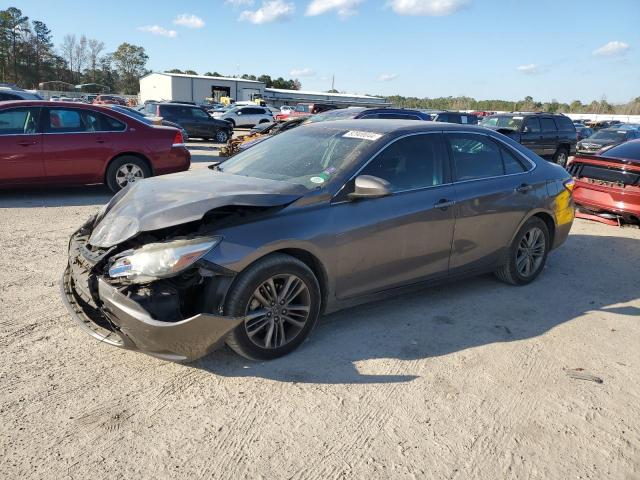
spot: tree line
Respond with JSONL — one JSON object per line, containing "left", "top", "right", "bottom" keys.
{"left": 385, "top": 95, "right": 640, "bottom": 116}
{"left": 0, "top": 6, "right": 148, "bottom": 94}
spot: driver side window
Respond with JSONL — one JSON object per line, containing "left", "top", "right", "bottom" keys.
{"left": 360, "top": 134, "right": 450, "bottom": 192}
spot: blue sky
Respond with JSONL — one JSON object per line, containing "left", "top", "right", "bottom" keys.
{"left": 13, "top": 0, "right": 640, "bottom": 103}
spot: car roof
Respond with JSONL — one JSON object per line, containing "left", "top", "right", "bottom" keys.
{"left": 301, "top": 118, "right": 487, "bottom": 135}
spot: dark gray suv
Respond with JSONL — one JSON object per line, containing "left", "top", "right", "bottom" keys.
{"left": 62, "top": 121, "right": 575, "bottom": 362}
{"left": 481, "top": 113, "right": 577, "bottom": 167}
{"left": 146, "top": 102, "right": 232, "bottom": 143}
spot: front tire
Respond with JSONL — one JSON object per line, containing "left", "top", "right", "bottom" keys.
{"left": 105, "top": 156, "right": 151, "bottom": 192}
{"left": 495, "top": 217, "right": 550, "bottom": 286}
{"left": 225, "top": 254, "right": 321, "bottom": 360}
{"left": 215, "top": 129, "right": 229, "bottom": 143}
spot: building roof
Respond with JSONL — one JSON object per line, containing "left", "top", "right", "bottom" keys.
{"left": 141, "top": 72, "right": 263, "bottom": 84}
{"left": 265, "top": 87, "right": 382, "bottom": 100}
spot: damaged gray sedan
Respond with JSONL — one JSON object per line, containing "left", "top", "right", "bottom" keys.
{"left": 62, "top": 120, "right": 574, "bottom": 361}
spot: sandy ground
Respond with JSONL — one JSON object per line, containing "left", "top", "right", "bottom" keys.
{"left": 1, "top": 145, "right": 639, "bottom": 479}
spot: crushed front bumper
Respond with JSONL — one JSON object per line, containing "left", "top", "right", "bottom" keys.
{"left": 60, "top": 238, "right": 243, "bottom": 362}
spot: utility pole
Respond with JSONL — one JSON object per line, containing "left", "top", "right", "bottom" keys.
{"left": 331, "top": 75, "right": 335, "bottom": 91}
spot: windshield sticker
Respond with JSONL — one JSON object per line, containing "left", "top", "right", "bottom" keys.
{"left": 323, "top": 167, "right": 337, "bottom": 176}
{"left": 513, "top": 116, "right": 524, "bottom": 119}
{"left": 343, "top": 130, "right": 383, "bottom": 141}
{"left": 310, "top": 176, "right": 325, "bottom": 184}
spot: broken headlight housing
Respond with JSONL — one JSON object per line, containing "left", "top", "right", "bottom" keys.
{"left": 108, "top": 237, "right": 221, "bottom": 283}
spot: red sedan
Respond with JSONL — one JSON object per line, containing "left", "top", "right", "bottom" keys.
{"left": 0, "top": 101, "right": 190, "bottom": 192}
{"left": 92, "top": 95, "right": 127, "bottom": 106}
{"left": 567, "top": 139, "right": 640, "bottom": 225}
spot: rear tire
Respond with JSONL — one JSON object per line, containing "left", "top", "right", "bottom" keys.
{"left": 553, "top": 146, "right": 569, "bottom": 167}
{"left": 105, "top": 156, "right": 151, "bottom": 193}
{"left": 225, "top": 254, "right": 321, "bottom": 360}
{"left": 495, "top": 217, "right": 550, "bottom": 286}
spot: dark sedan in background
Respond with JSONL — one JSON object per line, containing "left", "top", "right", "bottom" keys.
{"left": 577, "top": 128, "right": 640, "bottom": 154}
{"left": 0, "top": 101, "right": 190, "bottom": 192}
{"left": 62, "top": 121, "right": 574, "bottom": 362}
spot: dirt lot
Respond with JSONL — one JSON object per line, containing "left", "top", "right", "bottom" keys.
{"left": 1, "top": 146, "right": 639, "bottom": 479}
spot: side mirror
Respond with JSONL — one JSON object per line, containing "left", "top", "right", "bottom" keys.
{"left": 522, "top": 126, "right": 530, "bottom": 133}
{"left": 348, "top": 175, "right": 391, "bottom": 200}
{"left": 236, "top": 111, "right": 242, "bottom": 115}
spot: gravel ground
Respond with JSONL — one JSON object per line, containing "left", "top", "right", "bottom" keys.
{"left": 1, "top": 150, "right": 639, "bottom": 479}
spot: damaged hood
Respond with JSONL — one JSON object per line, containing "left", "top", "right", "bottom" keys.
{"left": 89, "top": 169, "right": 306, "bottom": 247}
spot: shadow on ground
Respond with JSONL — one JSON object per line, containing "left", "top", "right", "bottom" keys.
{"left": 0, "top": 185, "right": 112, "bottom": 208}
{"left": 194, "top": 233, "right": 640, "bottom": 384}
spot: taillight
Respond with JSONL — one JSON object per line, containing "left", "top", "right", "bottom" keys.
{"left": 172, "top": 130, "right": 184, "bottom": 146}
{"left": 563, "top": 178, "right": 575, "bottom": 193}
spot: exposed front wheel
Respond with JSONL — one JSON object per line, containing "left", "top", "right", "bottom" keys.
{"left": 105, "top": 156, "right": 151, "bottom": 192}
{"left": 215, "top": 129, "right": 229, "bottom": 143}
{"left": 553, "top": 147, "right": 569, "bottom": 167}
{"left": 225, "top": 254, "right": 321, "bottom": 360}
{"left": 495, "top": 217, "right": 550, "bottom": 285}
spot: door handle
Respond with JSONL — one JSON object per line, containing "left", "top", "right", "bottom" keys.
{"left": 96, "top": 138, "right": 106, "bottom": 144}
{"left": 515, "top": 183, "right": 533, "bottom": 193}
{"left": 18, "top": 140, "right": 37, "bottom": 146}
{"left": 435, "top": 198, "right": 456, "bottom": 209}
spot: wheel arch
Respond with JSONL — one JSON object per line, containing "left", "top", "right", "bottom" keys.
{"left": 226, "top": 247, "right": 330, "bottom": 315}
{"left": 104, "top": 152, "right": 154, "bottom": 183}
{"left": 508, "top": 210, "right": 557, "bottom": 252}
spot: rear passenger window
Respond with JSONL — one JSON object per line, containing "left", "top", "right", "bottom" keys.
{"left": 447, "top": 133, "right": 504, "bottom": 181}
{"left": 191, "top": 108, "right": 210, "bottom": 119}
{"left": 500, "top": 145, "right": 527, "bottom": 174}
{"left": 82, "top": 111, "right": 126, "bottom": 132}
{"left": 555, "top": 116, "right": 576, "bottom": 131}
{"left": 540, "top": 118, "right": 557, "bottom": 132}
{"left": 360, "top": 134, "right": 449, "bottom": 191}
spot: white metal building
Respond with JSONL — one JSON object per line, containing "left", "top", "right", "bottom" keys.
{"left": 139, "top": 72, "right": 390, "bottom": 108}
{"left": 139, "top": 72, "right": 265, "bottom": 104}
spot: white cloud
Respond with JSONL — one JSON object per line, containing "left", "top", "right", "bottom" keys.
{"left": 239, "top": 0, "right": 295, "bottom": 23}
{"left": 593, "top": 41, "right": 630, "bottom": 57}
{"left": 306, "top": 0, "right": 364, "bottom": 19}
{"left": 226, "top": 0, "right": 254, "bottom": 5}
{"left": 290, "top": 68, "right": 316, "bottom": 77}
{"left": 516, "top": 64, "right": 543, "bottom": 75}
{"left": 173, "top": 14, "right": 205, "bottom": 29}
{"left": 138, "top": 25, "right": 177, "bottom": 38}
{"left": 378, "top": 73, "right": 398, "bottom": 81}
{"left": 389, "top": 0, "right": 470, "bottom": 16}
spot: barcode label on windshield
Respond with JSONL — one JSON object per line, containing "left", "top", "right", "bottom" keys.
{"left": 343, "top": 130, "right": 383, "bottom": 141}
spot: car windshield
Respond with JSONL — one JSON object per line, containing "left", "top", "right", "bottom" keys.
{"left": 590, "top": 130, "right": 626, "bottom": 141}
{"left": 480, "top": 116, "right": 523, "bottom": 130}
{"left": 218, "top": 125, "right": 379, "bottom": 189}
